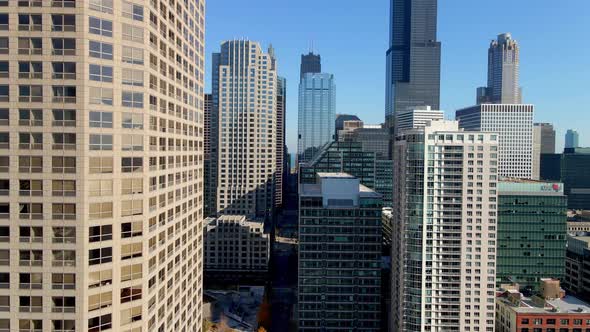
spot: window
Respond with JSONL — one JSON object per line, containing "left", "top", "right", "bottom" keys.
{"left": 89, "top": 17, "right": 112, "bottom": 37}
{"left": 52, "top": 38, "right": 76, "bottom": 56}
{"left": 19, "top": 132, "right": 43, "bottom": 149}
{"left": 122, "top": 178, "right": 143, "bottom": 195}
{"left": 52, "top": 203, "right": 76, "bottom": 220}
{"left": 0, "top": 132, "right": 7, "bottom": 149}
{"left": 88, "top": 292, "right": 112, "bottom": 312}
{"left": 51, "top": 14, "right": 75, "bottom": 32}
{"left": 122, "top": 1, "right": 144, "bottom": 21}
{"left": 52, "top": 273, "right": 75, "bottom": 289}
{"left": 19, "top": 109, "right": 43, "bottom": 126}
{"left": 53, "top": 320, "right": 76, "bottom": 332}
{"left": 88, "top": 270, "right": 112, "bottom": 289}
{"left": 18, "top": 38, "right": 42, "bottom": 55}
{"left": 19, "top": 62, "right": 42, "bottom": 79}
{"left": 17, "top": 0, "right": 42, "bottom": 6}
{"left": 121, "top": 221, "right": 142, "bottom": 238}
{"left": 89, "top": 0, "right": 113, "bottom": 13}
{"left": 52, "top": 86, "right": 76, "bottom": 103}
{"left": 52, "top": 109, "right": 76, "bottom": 127}
{"left": 121, "top": 200, "right": 142, "bottom": 217}
{"left": 122, "top": 24, "right": 143, "bottom": 43}
{"left": 19, "top": 85, "right": 43, "bottom": 102}
{"left": 121, "top": 243, "right": 142, "bottom": 260}
{"left": 0, "top": 250, "right": 7, "bottom": 265}
{"left": 122, "top": 91, "right": 143, "bottom": 108}
{"left": 121, "top": 264, "right": 142, "bottom": 282}
{"left": 120, "top": 306, "right": 142, "bottom": 325}
{"left": 122, "top": 134, "right": 143, "bottom": 151}
{"left": 19, "top": 180, "right": 42, "bottom": 196}
{"left": 52, "top": 227, "right": 75, "bottom": 244}
{"left": 0, "top": 14, "right": 6, "bottom": 31}
{"left": 89, "top": 41, "right": 113, "bottom": 60}
{"left": 52, "top": 133, "right": 76, "bottom": 150}
{"left": 122, "top": 69, "right": 144, "bottom": 86}
{"left": 89, "top": 225, "right": 112, "bottom": 242}
{"left": 122, "top": 157, "right": 143, "bottom": 173}
{"left": 52, "top": 156, "right": 75, "bottom": 174}
{"left": 52, "top": 180, "right": 76, "bottom": 197}
{"left": 0, "top": 62, "right": 6, "bottom": 78}
{"left": 88, "top": 314, "right": 111, "bottom": 332}
{"left": 89, "top": 180, "right": 112, "bottom": 198}
{"left": 120, "top": 286, "right": 142, "bottom": 303}
{"left": 89, "top": 157, "right": 112, "bottom": 174}
{"left": 89, "top": 247, "right": 112, "bottom": 265}
{"left": 89, "top": 64, "right": 113, "bottom": 82}
{"left": 0, "top": 38, "right": 7, "bottom": 56}
{"left": 89, "top": 202, "right": 112, "bottom": 219}
{"left": 19, "top": 156, "right": 42, "bottom": 173}
{"left": 18, "top": 14, "right": 42, "bottom": 31}
{"left": 51, "top": 0, "right": 75, "bottom": 7}
{"left": 19, "top": 273, "right": 42, "bottom": 289}
{"left": 89, "top": 111, "right": 113, "bottom": 128}
{"left": 52, "top": 297, "right": 75, "bottom": 313}
{"left": 122, "top": 113, "right": 143, "bottom": 129}
{"left": 0, "top": 85, "right": 7, "bottom": 102}
{"left": 19, "top": 227, "right": 42, "bottom": 243}
{"left": 122, "top": 46, "right": 144, "bottom": 64}
{"left": 0, "top": 109, "right": 7, "bottom": 125}
{"left": 52, "top": 250, "right": 75, "bottom": 267}
{"left": 19, "top": 250, "right": 42, "bottom": 266}
{"left": 89, "top": 87, "right": 113, "bottom": 105}
{"left": 19, "top": 296, "right": 42, "bottom": 313}
{"left": 52, "top": 62, "right": 76, "bottom": 79}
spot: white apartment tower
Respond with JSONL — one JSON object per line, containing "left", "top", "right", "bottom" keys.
{"left": 456, "top": 104, "right": 534, "bottom": 179}
{"left": 392, "top": 121, "right": 498, "bottom": 332}
{"left": 213, "top": 40, "right": 277, "bottom": 217}
{"left": 0, "top": 1, "right": 206, "bottom": 332}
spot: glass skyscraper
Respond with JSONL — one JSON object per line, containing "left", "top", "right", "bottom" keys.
{"left": 566, "top": 129, "right": 580, "bottom": 149}
{"left": 297, "top": 72, "right": 336, "bottom": 163}
{"left": 300, "top": 52, "right": 321, "bottom": 80}
{"left": 385, "top": 0, "right": 441, "bottom": 131}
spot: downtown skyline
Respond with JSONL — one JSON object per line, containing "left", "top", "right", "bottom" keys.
{"left": 205, "top": 0, "right": 590, "bottom": 152}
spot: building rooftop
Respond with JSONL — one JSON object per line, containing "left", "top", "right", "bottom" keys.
{"left": 316, "top": 172, "right": 355, "bottom": 179}
{"left": 500, "top": 295, "right": 590, "bottom": 314}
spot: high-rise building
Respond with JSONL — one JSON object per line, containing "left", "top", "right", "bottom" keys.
{"left": 204, "top": 93, "right": 216, "bottom": 216}
{"left": 533, "top": 123, "right": 556, "bottom": 179}
{"left": 300, "top": 52, "right": 321, "bottom": 80}
{"left": 561, "top": 148, "right": 590, "bottom": 210}
{"left": 566, "top": 129, "right": 580, "bottom": 149}
{"left": 275, "top": 76, "right": 286, "bottom": 207}
{"left": 395, "top": 106, "right": 444, "bottom": 132}
{"left": 339, "top": 123, "right": 390, "bottom": 159}
{"left": 212, "top": 40, "right": 277, "bottom": 217}
{"left": 477, "top": 33, "right": 522, "bottom": 104}
{"left": 456, "top": 104, "right": 534, "bottom": 179}
{"left": 298, "top": 173, "right": 382, "bottom": 331}
{"left": 497, "top": 179, "right": 567, "bottom": 290}
{"left": 392, "top": 121, "right": 498, "bottom": 332}
{"left": 0, "top": 1, "right": 206, "bottom": 331}
{"left": 334, "top": 113, "right": 361, "bottom": 140}
{"left": 297, "top": 72, "right": 336, "bottom": 163}
{"left": 385, "top": 0, "right": 441, "bottom": 130}
{"left": 565, "top": 235, "right": 590, "bottom": 302}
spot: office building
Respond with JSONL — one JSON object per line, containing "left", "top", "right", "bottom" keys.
{"left": 300, "top": 141, "right": 393, "bottom": 206}
{"left": 0, "top": 1, "right": 206, "bottom": 331}
{"left": 212, "top": 40, "right": 277, "bottom": 217}
{"left": 497, "top": 180, "right": 567, "bottom": 289}
{"left": 540, "top": 153, "right": 562, "bottom": 181}
{"left": 297, "top": 72, "right": 336, "bottom": 163}
{"left": 298, "top": 173, "right": 382, "bottom": 331}
{"left": 477, "top": 33, "right": 522, "bottom": 104}
{"left": 339, "top": 122, "right": 390, "bottom": 159}
{"left": 566, "top": 129, "right": 580, "bottom": 149}
{"left": 456, "top": 104, "right": 534, "bottom": 179}
{"left": 533, "top": 123, "right": 556, "bottom": 179}
{"left": 335, "top": 113, "right": 361, "bottom": 139}
{"left": 392, "top": 121, "right": 498, "bottom": 332}
{"left": 496, "top": 280, "right": 590, "bottom": 332}
{"left": 204, "top": 93, "right": 216, "bottom": 216}
{"left": 275, "top": 76, "right": 286, "bottom": 207}
{"left": 395, "top": 106, "right": 444, "bottom": 132}
{"left": 204, "top": 215, "right": 269, "bottom": 274}
{"left": 385, "top": 0, "right": 441, "bottom": 131}
{"left": 300, "top": 52, "right": 321, "bottom": 80}
{"left": 562, "top": 148, "right": 590, "bottom": 209}
{"left": 565, "top": 236, "right": 590, "bottom": 302}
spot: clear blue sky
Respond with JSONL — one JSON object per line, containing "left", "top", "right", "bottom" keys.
{"left": 205, "top": 0, "right": 590, "bottom": 154}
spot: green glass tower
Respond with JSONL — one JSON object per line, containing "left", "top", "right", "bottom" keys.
{"left": 497, "top": 180, "right": 568, "bottom": 290}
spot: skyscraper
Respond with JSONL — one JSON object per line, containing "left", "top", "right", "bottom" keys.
{"left": 456, "top": 104, "right": 535, "bottom": 179}
{"left": 300, "top": 52, "right": 321, "bottom": 80}
{"left": 477, "top": 33, "right": 522, "bottom": 104}
{"left": 533, "top": 123, "right": 556, "bottom": 179}
{"left": 385, "top": 0, "right": 441, "bottom": 130}
{"left": 395, "top": 106, "right": 444, "bottom": 132}
{"left": 298, "top": 173, "right": 382, "bottom": 331}
{"left": 213, "top": 40, "right": 277, "bottom": 217}
{"left": 297, "top": 72, "right": 336, "bottom": 163}
{"left": 566, "top": 129, "right": 580, "bottom": 149}
{"left": 0, "top": 1, "right": 205, "bottom": 331}
{"left": 205, "top": 93, "right": 216, "bottom": 216}
{"left": 392, "top": 121, "right": 498, "bottom": 332}
{"left": 275, "top": 76, "right": 286, "bottom": 207}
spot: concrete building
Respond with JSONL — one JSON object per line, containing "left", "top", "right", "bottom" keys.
{"left": 298, "top": 173, "right": 382, "bottom": 331}
{"left": 456, "top": 104, "right": 534, "bottom": 179}
{"left": 477, "top": 33, "right": 522, "bottom": 105}
{"left": 0, "top": 1, "right": 206, "bottom": 331}
{"left": 212, "top": 40, "right": 277, "bottom": 218}
{"left": 204, "top": 93, "right": 216, "bottom": 216}
{"left": 204, "top": 216, "right": 269, "bottom": 274}
{"left": 297, "top": 72, "right": 336, "bottom": 163}
{"left": 385, "top": 0, "right": 441, "bottom": 131}
{"left": 566, "top": 129, "right": 580, "bottom": 149}
{"left": 497, "top": 179, "right": 567, "bottom": 289}
{"left": 275, "top": 76, "right": 286, "bottom": 208}
{"left": 496, "top": 280, "right": 590, "bottom": 332}
{"left": 392, "top": 120, "right": 498, "bottom": 332}
{"left": 395, "top": 106, "right": 444, "bottom": 132}
{"left": 564, "top": 236, "right": 590, "bottom": 302}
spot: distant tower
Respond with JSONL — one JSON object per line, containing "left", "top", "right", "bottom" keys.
{"left": 565, "top": 129, "right": 580, "bottom": 149}
{"left": 300, "top": 52, "right": 321, "bottom": 80}
{"left": 477, "top": 33, "right": 522, "bottom": 104}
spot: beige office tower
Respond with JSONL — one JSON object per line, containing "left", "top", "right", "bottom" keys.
{"left": 0, "top": 1, "right": 206, "bottom": 331}
{"left": 213, "top": 40, "right": 277, "bottom": 217}
{"left": 392, "top": 120, "right": 498, "bottom": 332}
